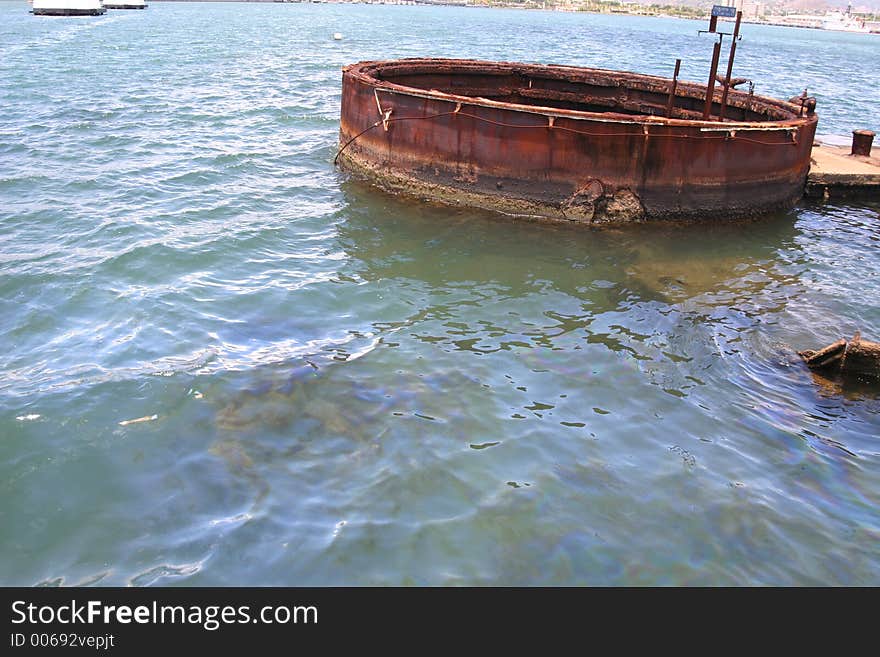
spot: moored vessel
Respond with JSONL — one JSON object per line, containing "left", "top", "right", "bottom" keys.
{"left": 103, "top": 0, "right": 148, "bottom": 9}
{"left": 31, "top": 0, "right": 106, "bottom": 15}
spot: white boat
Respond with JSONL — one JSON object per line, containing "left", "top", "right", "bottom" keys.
{"left": 31, "top": 0, "right": 105, "bottom": 14}
{"left": 104, "top": 0, "right": 147, "bottom": 8}
{"left": 822, "top": 6, "right": 869, "bottom": 33}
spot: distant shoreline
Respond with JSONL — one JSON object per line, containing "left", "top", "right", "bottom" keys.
{"left": 141, "top": 0, "right": 880, "bottom": 34}
{"left": 139, "top": 0, "right": 880, "bottom": 35}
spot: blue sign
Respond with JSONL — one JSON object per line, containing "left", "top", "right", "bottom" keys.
{"left": 711, "top": 5, "right": 737, "bottom": 17}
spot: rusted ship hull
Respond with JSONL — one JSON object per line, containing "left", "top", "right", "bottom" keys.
{"left": 338, "top": 59, "right": 818, "bottom": 223}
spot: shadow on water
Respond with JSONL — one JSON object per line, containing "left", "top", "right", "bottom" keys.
{"left": 332, "top": 178, "right": 808, "bottom": 365}
{"left": 802, "top": 368, "right": 880, "bottom": 403}
{"left": 335, "top": 178, "right": 804, "bottom": 300}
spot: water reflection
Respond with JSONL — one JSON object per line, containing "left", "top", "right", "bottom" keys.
{"left": 333, "top": 180, "right": 809, "bottom": 382}
{"left": 337, "top": 180, "right": 802, "bottom": 299}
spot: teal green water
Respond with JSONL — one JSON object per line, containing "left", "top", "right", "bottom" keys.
{"left": 1, "top": 3, "right": 879, "bottom": 586}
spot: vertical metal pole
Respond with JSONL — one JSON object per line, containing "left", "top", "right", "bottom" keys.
{"left": 718, "top": 11, "right": 743, "bottom": 122}
{"left": 703, "top": 36, "right": 723, "bottom": 120}
{"left": 666, "top": 59, "right": 681, "bottom": 119}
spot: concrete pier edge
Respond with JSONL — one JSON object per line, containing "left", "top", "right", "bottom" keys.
{"left": 806, "top": 139, "right": 880, "bottom": 200}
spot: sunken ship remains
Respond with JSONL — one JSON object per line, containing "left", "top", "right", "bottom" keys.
{"left": 337, "top": 58, "right": 818, "bottom": 224}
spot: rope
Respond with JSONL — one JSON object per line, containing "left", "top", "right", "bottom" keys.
{"left": 334, "top": 120, "right": 382, "bottom": 166}
{"left": 333, "top": 107, "right": 798, "bottom": 165}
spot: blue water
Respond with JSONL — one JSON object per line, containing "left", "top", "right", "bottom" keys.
{"left": 1, "top": 2, "right": 879, "bottom": 586}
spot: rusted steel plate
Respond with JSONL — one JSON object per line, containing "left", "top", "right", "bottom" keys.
{"left": 338, "top": 58, "right": 818, "bottom": 223}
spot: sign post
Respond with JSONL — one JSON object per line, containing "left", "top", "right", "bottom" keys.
{"left": 703, "top": 5, "right": 741, "bottom": 121}
{"left": 708, "top": 4, "right": 736, "bottom": 32}
{"left": 718, "top": 11, "right": 744, "bottom": 121}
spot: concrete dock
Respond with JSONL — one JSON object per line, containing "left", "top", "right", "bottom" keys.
{"left": 806, "top": 141, "right": 880, "bottom": 200}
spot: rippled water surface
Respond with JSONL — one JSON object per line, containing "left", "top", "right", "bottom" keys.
{"left": 1, "top": 2, "right": 879, "bottom": 586}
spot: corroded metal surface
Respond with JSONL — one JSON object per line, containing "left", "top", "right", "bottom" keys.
{"left": 851, "top": 130, "right": 875, "bottom": 157}
{"left": 800, "top": 333, "right": 880, "bottom": 382}
{"left": 338, "top": 58, "right": 818, "bottom": 223}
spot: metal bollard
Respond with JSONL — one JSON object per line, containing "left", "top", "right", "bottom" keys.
{"left": 851, "top": 130, "right": 875, "bottom": 157}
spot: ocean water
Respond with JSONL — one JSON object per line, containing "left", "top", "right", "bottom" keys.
{"left": 1, "top": 2, "right": 878, "bottom": 586}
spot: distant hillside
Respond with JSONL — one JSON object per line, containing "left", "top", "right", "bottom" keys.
{"left": 662, "top": 0, "right": 880, "bottom": 11}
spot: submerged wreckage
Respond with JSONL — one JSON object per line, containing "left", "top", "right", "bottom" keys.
{"left": 336, "top": 12, "right": 819, "bottom": 223}
{"left": 800, "top": 333, "right": 880, "bottom": 382}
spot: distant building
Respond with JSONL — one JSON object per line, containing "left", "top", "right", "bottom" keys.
{"left": 722, "top": 0, "right": 766, "bottom": 21}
